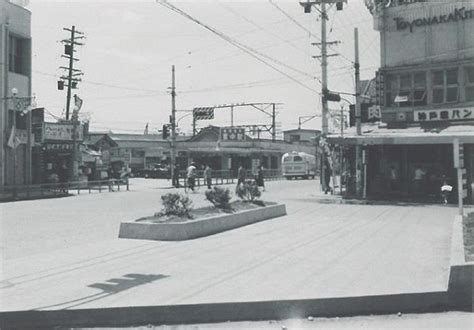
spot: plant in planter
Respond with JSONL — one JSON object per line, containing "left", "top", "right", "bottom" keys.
{"left": 158, "top": 192, "right": 193, "bottom": 218}
{"left": 205, "top": 186, "right": 232, "bottom": 210}
{"left": 236, "top": 180, "right": 264, "bottom": 206}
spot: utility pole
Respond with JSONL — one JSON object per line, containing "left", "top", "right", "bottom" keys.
{"left": 301, "top": 0, "right": 345, "bottom": 194}
{"left": 60, "top": 26, "right": 84, "bottom": 120}
{"left": 170, "top": 65, "right": 177, "bottom": 182}
{"left": 59, "top": 26, "right": 85, "bottom": 180}
{"left": 272, "top": 103, "right": 276, "bottom": 142}
{"left": 354, "top": 27, "right": 363, "bottom": 197}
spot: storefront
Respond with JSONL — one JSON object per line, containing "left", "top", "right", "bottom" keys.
{"left": 330, "top": 126, "right": 474, "bottom": 203}
{"left": 32, "top": 121, "right": 83, "bottom": 183}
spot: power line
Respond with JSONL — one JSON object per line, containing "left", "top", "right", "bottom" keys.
{"left": 157, "top": 0, "right": 321, "bottom": 93}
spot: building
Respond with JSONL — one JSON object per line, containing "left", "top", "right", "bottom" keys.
{"left": 88, "top": 126, "right": 317, "bottom": 178}
{"left": 0, "top": 0, "right": 32, "bottom": 186}
{"left": 331, "top": 0, "right": 474, "bottom": 202}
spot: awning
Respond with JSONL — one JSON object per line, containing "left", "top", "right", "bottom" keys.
{"left": 327, "top": 125, "right": 474, "bottom": 145}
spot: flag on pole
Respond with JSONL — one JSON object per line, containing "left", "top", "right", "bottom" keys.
{"left": 7, "top": 126, "right": 21, "bottom": 149}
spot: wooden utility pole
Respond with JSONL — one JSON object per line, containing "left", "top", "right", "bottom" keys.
{"left": 354, "top": 27, "right": 363, "bottom": 197}
{"left": 60, "top": 26, "right": 84, "bottom": 120}
{"left": 170, "top": 65, "right": 177, "bottom": 181}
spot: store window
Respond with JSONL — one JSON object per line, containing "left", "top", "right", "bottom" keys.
{"left": 465, "top": 66, "right": 474, "bottom": 102}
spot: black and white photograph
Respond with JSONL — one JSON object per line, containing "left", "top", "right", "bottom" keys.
{"left": 0, "top": 0, "right": 473, "bottom": 328}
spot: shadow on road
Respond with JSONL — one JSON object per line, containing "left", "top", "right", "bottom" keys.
{"left": 34, "top": 273, "right": 168, "bottom": 310}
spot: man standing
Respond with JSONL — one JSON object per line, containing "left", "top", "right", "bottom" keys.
{"left": 186, "top": 162, "right": 197, "bottom": 192}
{"left": 204, "top": 164, "right": 212, "bottom": 189}
{"left": 237, "top": 164, "right": 246, "bottom": 187}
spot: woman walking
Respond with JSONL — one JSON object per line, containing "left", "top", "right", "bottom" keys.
{"left": 256, "top": 165, "right": 265, "bottom": 191}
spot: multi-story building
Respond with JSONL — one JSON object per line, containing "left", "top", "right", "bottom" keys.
{"left": 332, "top": 0, "right": 474, "bottom": 202}
{"left": 0, "top": 0, "right": 32, "bottom": 187}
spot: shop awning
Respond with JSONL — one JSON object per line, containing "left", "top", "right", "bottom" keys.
{"left": 328, "top": 125, "right": 474, "bottom": 145}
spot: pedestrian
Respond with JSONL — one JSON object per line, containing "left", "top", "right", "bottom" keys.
{"left": 186, "top": 162, "right": 197, "bottom": 192}
{"left": 324, "top": 161, "right": 332, "bottom": 194}
{"left": 172, "top": 164, "right": 180, "bottom": 188}
{"left": 256, "top": 165, "right": 265, "bottom": 191}
{"left": 389, "top": 165, "right": 398, "bottom": 191}
{"left": 413, "top": 165, "right": 426, "bottom": 194}
{"left": 440, "top": 179, "right": 453, "bottom": 204}
{"left": 204, "top": 164, "right": 212, "bottom": 189}
{"left": 237, "top": 164, "right": 246, "bottom": 188}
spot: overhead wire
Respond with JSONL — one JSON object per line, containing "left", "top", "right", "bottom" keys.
{"left": 157, "top": 0, "right": 321, "bottom": 92}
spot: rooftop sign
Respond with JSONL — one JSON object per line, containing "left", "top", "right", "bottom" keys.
{"left": 394, "top": 6, "right": 474, "bottom": 32}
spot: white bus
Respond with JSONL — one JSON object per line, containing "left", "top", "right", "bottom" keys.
{"left": 282, "top": 151, "right": 317, "bottom": 180}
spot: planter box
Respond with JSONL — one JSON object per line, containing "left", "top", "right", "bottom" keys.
{"left": 119, "top": 203, "right": 286, "bottom": 241}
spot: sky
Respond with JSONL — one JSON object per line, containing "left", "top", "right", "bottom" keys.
{"left": 26, "top": 0, "right": 380, "bottom": 137}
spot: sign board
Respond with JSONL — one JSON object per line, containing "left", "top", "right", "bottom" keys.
{"left": 193, "top": 107, "right": 214, "bottom": 120}
{"left": 393, "top": 5, "right": 474, "bottom": 33}
{"left": 453, "top": 139, "right": 464, "bottom": 169}
{"left": 43, "top": 122, "right": 83, "bottom": 142}
{"left": 220, "top": 127, "right": 246, "bottom": 141}
{"left": 414, "top": 107, "right": 474, "bottom": 122}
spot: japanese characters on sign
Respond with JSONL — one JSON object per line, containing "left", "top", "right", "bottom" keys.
{"left": 43, "top": 122, "right": 84, "bottom": 141}
{"left": 414, "top": 108, "right": 474, "bottom": 122}
{"left": 220, "top": 127, "right": 246, "bottom": 141}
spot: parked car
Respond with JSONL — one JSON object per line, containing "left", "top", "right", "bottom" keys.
{"left": 144, "top": 164, "right": 170, "bottom": 179}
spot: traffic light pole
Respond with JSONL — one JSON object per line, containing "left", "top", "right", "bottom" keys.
{"left": 354, "top": 28, "right": 364, "bottom": 197}
{"left": 65, "top": 26, "right": 75, "bottom": 120}
{"left": 170, "top": 65, "right": 177, "bottom": 181}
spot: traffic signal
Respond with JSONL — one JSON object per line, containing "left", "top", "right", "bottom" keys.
{"left": 57, "top": 80, "right": 64, "bottom": 90}
{"left": 64, "top": 45, "right": 72, "bottom": 56}
{"left": 323, "top": 90, "right": 341, "bottom": 102}
{"left": 162, "top": 124, "right": 169, "bottom": 139}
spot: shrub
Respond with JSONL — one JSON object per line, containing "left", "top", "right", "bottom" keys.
{"left": 205, "top": 186, "right": 232, "bottom": 210}
{"left": 236, "top": 180, "right": 262, "bottom": 203}
{"left": 160, "top": 193, "right": 193, "bottom": 218}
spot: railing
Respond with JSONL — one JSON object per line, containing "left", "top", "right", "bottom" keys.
{"left": 0, "top": 178, "right": 129, "bottom": 202}
{"left": 176, "top": 169, "right": 284, "bottom": 187}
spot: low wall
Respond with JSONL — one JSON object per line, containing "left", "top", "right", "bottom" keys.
{"left": 447, "top": 215, "right": 474, "bottom": 310}
{"left": 119, "top": 203, "right": 287, "bottom": 241}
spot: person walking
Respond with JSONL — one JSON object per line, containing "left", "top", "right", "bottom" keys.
{"left": 186, "top": 162, "right": 197, "bottom": 192}
{"left": 256, "top": 165, "right": 265, "bottom": 191}
{"left": 324, "top": 161, "right": 332, "bottom": 194}
{"left": 172, "top": 164, "right": 180, "bottom": 188}
{"left": 237, "top": 164, "right": 246, "bottom": 187}
{"left": 204, "top": 164, "right": 212, "bottom": 189}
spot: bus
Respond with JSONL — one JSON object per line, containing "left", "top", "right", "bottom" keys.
{"left": 281, "top": 151, "right": 317, "bottom": 180}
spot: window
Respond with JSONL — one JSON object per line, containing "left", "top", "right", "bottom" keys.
{"left": 385, "top": 71, "right": 427, "bottom": 107}
{"left": 293, "top": 156, "right": 303, "bottom": 162}
{"left": 431, "top": 68, "right": 459, "bottom": 104}
{"left": 283, "top": 157, "right": 292, "bottom": 162}
{"left": 8, "top": 35, "right": 29, "bottom": 75}
{"left": 465, "top": 66, "right": 474, "bottom": 102}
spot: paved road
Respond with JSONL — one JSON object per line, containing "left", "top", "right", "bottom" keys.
{"left": 0, "top": 179, "right": 463, "bottom": 312}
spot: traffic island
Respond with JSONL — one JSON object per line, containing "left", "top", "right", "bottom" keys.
{"left": 119, "top": 201, "right": 287, "bottom": 241}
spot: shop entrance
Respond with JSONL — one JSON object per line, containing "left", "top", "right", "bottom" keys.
{"left": 367, "top": 144, "right": 455, "bottom": 202}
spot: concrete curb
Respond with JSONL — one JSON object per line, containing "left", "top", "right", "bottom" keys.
{"left": 447, "top": 215, "right": 474, "bottom": 309}
{"left": 0, "top": 291, "right": 449, "bottom": 329}
{"left": 119, "top": 203, "right": 287, "bottom": 241}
